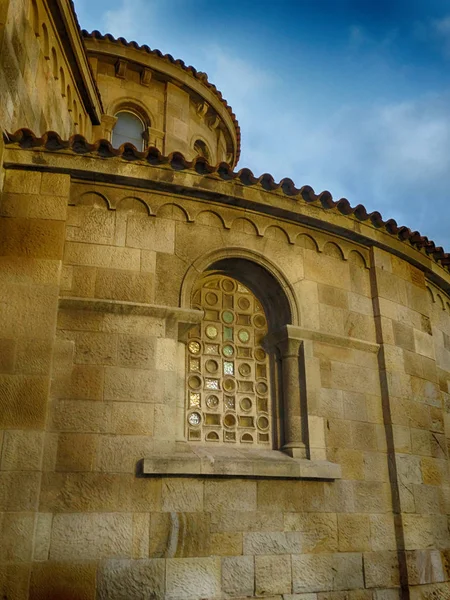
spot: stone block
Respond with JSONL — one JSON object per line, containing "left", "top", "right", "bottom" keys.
{"left": 149, "top": 512, "right": 210, "bottom": 558}
{"left": 244, "top": 531, "right": 302, "bottom": 555}
{"left": 162, "top": 478, "right": 203, "bottom": 512}
{"left": 50, "top": 513, "right": 133, "bottom": 559}
{"left": 40, "top": 172, "right": 71, "bottom": 197}
{"left": 132, "top": 513, "right": 150, "bottom": 559}
{"left": 71, "top": 331, "right": 117, "bottom": 365}
{"left": 117, "top": 476, "right": 161, "bottom": 512}
{"left": 58, "top": 364, "right": 104, "bottom": 401}
{"left": 292, "top": 553, "right": 363, "bottom": 593}
{"left": 211, "top": 532, "right": 242, "bottom": 556}
{"left": 34, "top": 512, "right": 52, "bottom": 560}
{"left": 126, "top": 215, "right": 175, "bottom": 253}
{"left": 0, "top": 511, "right": 35, "bottom": 561}
{"left": 56, "top": 433, "right": 97, "bottom": 471}
{"left": 51, "top": 399, "right": 111, "bottom": 433}
{"left": 205, "top": 480, "right": 256, "bottom": 511}
{"left": 318, "top": 284, "right": 349, "bottom": 309}
{"left": 110, "top": 402, "right": 154, "bottom": 435}
{"left": 403, "top": 515, "right": 434, "bottom": 550}
{"left": 97, "top": 435, "right": 155, "bottom": 473}
{"left": 0, "top": 217, "right": 65, "bottom": 260}
{"left": 363, "top": 551, "right": 400, "bottom": 588}
{"left": 27, "top": 194, "right": 68, "bottom": 220}
{"left": 284, "top": 513, "right": 338, "bottom": 552}
{"left": 210, "top": 510, "right": 283, "bottom": 533}
{"left": 165, "top": 557, "right": 221, "bottom": 600}
{"left": 351, "top": 422, "right": 377, "bottom": 452}
{"left": 222, "top": 556, "right": 254, "bottom": 597}
{"left": 0, "top": 563, "right": 30, "bottom": 600}
{"left": 405, "top": 549, "right": 445, "bottom": 585}
{"left": 1, "top": 429, "right": 44, "bottom": 470}
{"left": 29, "top": 561, "right": 97, "bottom": 600}
{"left": 421, "top": 457, "right": 447, "bottom": 486}
{"left": 103, "top": 366, "right": 155, "bottom": 401}
{"left": 370, "top": 514, "right": 397, "bottom": 551}
{"left": 0, "top": 471, "right": 40, "bottom": 510}
{"left": 364, "top": 452, "right": 390, "bottom": 482}
{"left": 95, "top": 269, "right": 153, "bottom": 303}
{"left": 64, "top": 241, "right": 141, "bottom": 270}
{"left": 155, "top": 337, "right": 178, "bottom": 371}
{"left": 414, "top": 329, "right": 435, "bottom": 360}
{"left": 15, "top": 337, "right": 53, "bottom": 375}
{"left": 4, "top": 169, "right": 41, "bottom": 194}
{"left": 352, "top": 482, "right": 391, "bottom": 513}
{"left": 342, "top": 391, "right": 367, "bottom": 422}
{"left": 0, "top": 373, "right": 48, "bottom": 428}
{"left": 337, "top": 514, "right": 371, "bottom": 551}
{"left": 97, "top": 559, "right": 165, "bottom": 600}
{"left": 255, "top": 555, "right": 292, "bottom": 595}
{"left": 0, "top": 338, "right": 16, "bottom": 373}
{"left": 117, "top": 335, "right": 155, "bottom": 368}
{"left": 66, "top": 205, "right": 116, "bottom": 245}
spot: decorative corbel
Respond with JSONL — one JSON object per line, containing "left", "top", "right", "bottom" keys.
{"left": 141, "top": 68, "right": 152, "bottom": 86}
{"left": 115, "top": 59, "right": 127, "bottom": 79}
{"left": 196, "top": 101, "right": 209, "bottom": 119}
{"left": 207, "top": 113, "right": 220, "bottom": 130}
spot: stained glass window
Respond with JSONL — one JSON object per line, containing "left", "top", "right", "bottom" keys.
{"left": 186, "top": 274, "right": 271, "bottom": 446}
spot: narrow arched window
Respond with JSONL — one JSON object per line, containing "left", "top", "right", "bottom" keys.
{"left": 112, "top": 111, "right": 145, "bottom": 150}
{"left": 194, "top": 139, "right": 210, "bottom": 161}
{"left": 186, "top": 273, "right": 271, "bottom": 446}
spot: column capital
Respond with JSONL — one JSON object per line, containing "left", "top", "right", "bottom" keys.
{"left": 265, "top": 324, "right": 303, "bottom": 355}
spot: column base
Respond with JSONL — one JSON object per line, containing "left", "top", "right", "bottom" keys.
{"left": 282, "top": 442, "right": 307, "bottom": 459}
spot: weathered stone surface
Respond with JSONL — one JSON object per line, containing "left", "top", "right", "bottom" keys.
{"left": 165, "top": 557, "right": 221, "bottom": 600}
{"left": 211, "top": 532, "right": 242, "bottom": 556}
{"left": 162, "top": 478, "right": 203, "bottom": 512}
{"left": 292, "top": 553, "right": 364, "bottom": 593}
{"left": 0, "top": 512, "right": 35, "bottom": 561}
{"left": 205, "top": 480, "right": 257, "bottom": 511}
{"left": 0, "top": 429, "right": 44, "bottom": 470}
{"left": 363, "top": 551, "right": 400, "bottom": 588}
{"left": 0, "top": 563, "right": 30, "bottom": 600}
{"left": 50, "top": 513, "right": 133, "bottom": 559}
{"left": 97, "top": 559, "right": 165, "bottom": 600}
{"left": 29, "top": 561, "right": 97, "bottom": 600}
{"left": 222, "top": 556, "right": 254, "bottom": 597}
{"left": 149, "top": 512, "right": 210, "bottom": 558}
{"left": 255, "top": 554, "right": 292, "bottom": 595}
{"left": 284, "top": 513, "right": 338, "bottom": 552}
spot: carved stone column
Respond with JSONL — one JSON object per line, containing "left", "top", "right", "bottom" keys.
{"left": 100, "top": 114, "right": 118, "bottom": 141}
{"left": 276, "top": 334, "right": 307, "bottom": 458}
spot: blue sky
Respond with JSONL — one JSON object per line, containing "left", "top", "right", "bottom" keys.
{"left": 74, "top": 0, "right": 450, "bottom": 249}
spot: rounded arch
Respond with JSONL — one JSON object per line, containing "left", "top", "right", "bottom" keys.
{"left": 41, "top": 23, "right": 49, "bottom": 59}
{"left": 51, "top": 47, "right": 58, "bottom": 78}
{"left": 108, "top": 97, "right": 153, "bottom": 129}
{"left": 59, "top": 68, "right": 66, "bottom": 96}
{"left": 192, "top": 136, "right": 212, "bottom": 162}
{"left": 181, "top": 247, "right": 299, "bottom": 329}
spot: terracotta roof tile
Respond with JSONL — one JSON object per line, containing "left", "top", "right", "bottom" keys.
{"left": 81, "top": 30, "right": 241, "bottom": 164}
{"left": 4, "top": 128, "right": 449, "bottom": 274}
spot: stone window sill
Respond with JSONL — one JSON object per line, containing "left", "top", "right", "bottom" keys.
{"left": 142, "top": 447, "right": 341, "bottom": 480}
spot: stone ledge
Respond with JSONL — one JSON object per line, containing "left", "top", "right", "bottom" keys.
{"left": 142, "top": 447, "right": 341, "bottom": 480}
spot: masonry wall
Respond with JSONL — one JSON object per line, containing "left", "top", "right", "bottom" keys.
{"left": 0, "top": 0, "right": 91, "bottom": 140}
{"left": 1, "top": 160, "right": 449, "bottom": 599}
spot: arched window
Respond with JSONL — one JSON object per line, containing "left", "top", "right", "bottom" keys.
{"left": 112, "top": 111, "right": 145, "bottom": 150}
{"left": 193, "top": 139, "right": 210, "bottom": 161}
{"left": 186, "top": 273, "right": 271, "bottom": 446}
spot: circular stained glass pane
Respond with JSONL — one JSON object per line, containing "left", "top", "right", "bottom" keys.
{"left": 256, "top": 381, "right": 268, "bottom": 395}
{"left": 240, "top": 397, "right": 252, "bottom": 412}
{"left": 222, "top": 345, "right": 234, "bottom": 357}
{"left": 238, "top": 329, "right": 250, "bottom": 343}
{"left": 205, "top": 292, "right": 218, "bottom": 306}
{"left": 223, "top": 378, "right": 236, "bottom": 392}
{"left": 253, "top": 314, "right": 267, "bottom": 329}
{"left": 188, "top": 412, "right": 201, "bottom": 426}
{"left": 239, "top": 363, "right": 251, "bottom": 377}
{"left": 238, "top": 297, "right": 250, "bottom": 310}
{"left": 254, "top": 348, "right": 266, "bottom": 362}
{"left": 206, "top": 395, "right": 219, "bottom": 408}
{"left": 222, "top": 311, "right": 234, "bottom": 324}
{"left": 223, "top": 413, "right": 236, "bottom": 428}
{"left": 206, "top": 325, "right": 218, "bottom": 339}
{"left": 205, "top": 359, "right": 219, "bottom": 374}
{"left": 188, "top": 341, "right": 201, "bottom": 354}
{"left": 221, "top": 279, "right": 235, "bottom": 293}
{"left": 257, "top": 415, "right": 270, "bottom": 431}
{"left": 188, "top": 375, "right": 202, "bottom": 390}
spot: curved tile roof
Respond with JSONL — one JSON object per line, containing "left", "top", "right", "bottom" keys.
{"left": 4, "top": 128, "right": 449, "bottom": 273}
{"left": 82, "top": 30, "right": 241, "bottom": 164}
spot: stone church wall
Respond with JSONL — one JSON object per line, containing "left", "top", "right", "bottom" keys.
{"left": 0, "top": 142, "right": 449, "bottom": 598}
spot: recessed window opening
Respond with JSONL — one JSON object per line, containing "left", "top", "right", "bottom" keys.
{"left": 112, "top": 111, "right": 145, "bottom": 150}
{"left": 194, "top": 139, "right": 210, "bottom": 161}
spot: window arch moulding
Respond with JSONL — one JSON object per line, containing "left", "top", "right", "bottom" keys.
{"left": 142, "top": 249, "right": 342, "bottom": 480}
